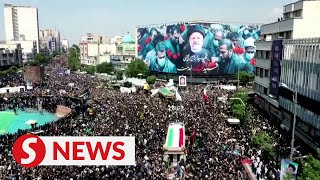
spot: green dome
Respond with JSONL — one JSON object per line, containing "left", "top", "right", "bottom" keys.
{"left": 122, "top": 34, "right": 134, "bottom": 43}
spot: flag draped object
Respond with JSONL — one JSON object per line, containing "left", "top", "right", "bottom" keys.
{"left": 165, "top": 126, "right": 185, "bottom": 148}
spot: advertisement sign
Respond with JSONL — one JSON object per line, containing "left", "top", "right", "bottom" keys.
{"left": 179, "top": 76, "right": 187, "bottom": 86}
{"left": 280, "top": 159, "right": 298, "bottom": 180}
{"left": 269, "top": 39, "right": 283, "bottom": 97}
{"left": 137, "top": 22, "right": 260, "bottom": 76}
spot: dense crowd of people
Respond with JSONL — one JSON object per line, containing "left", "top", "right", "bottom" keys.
{"left": 0, "top": 56, "right": 303, "bottom": 179}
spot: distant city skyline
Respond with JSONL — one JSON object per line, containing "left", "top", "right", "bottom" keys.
{"left": 0, "top": 0, "right": 296, "bottom": 45}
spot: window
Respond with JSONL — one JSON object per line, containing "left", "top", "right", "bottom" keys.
{"left": 256, "top": 67, "right": 259, "bottom": 76}
{"left": 260, "top": 69, "right": 264, "bottom": 78}
{"left": 266, "top": 51, "right": 271, "bottom": 59}
{"left": 264, "top": 69, "right": 269, "bottom": 78}
{"left": 264, "top": 87, "right": 268, "bottom": 95}
{"left": 294, "top": 10, "right": 302, "bottom": 18}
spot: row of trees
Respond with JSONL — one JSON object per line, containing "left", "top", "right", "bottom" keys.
{"left": 231, "top": 89, "right": 249, "bottom": 122}
{"left": 67, "top": 44, "right": 81, "bottom": 71}
{"left": 0, "top": 66, "right": 19, "bottom": 77}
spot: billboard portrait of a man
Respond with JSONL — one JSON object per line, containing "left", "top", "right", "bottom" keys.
{"left": 180, "top": 25, "right": 212, "bottom": 73}
{"left": 179, "top": 76, "right": 187, "bottom": 86}
{"left": 149, "top": 42, "right": 177, "bottom": 74}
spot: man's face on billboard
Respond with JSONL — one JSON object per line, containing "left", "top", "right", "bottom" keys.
{"left": 189, "top": 32, "right": 203, "bottom": 53}
{"left": 180, "top": 78, "right": 185, "bottom": 84}
{"left": 151, "top": 30, "right": 157, "bottom": 41}
{"left": 170, "top": 30, "right": 180, "bottom": 44}
{"left": 156, "top": 51, "right": 166, "bottom": 67}
{"left": 213, "top": 31, "right": 223, "bottom": 47}
{"left": 219, "top": 45, "right": 232, "bottom": 60}
{"left": 232, "top": 37, "right": 240, "bottom": 47}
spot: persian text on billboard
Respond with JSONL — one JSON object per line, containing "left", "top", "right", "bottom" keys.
{"left": 137, "top": 23, "right": 261, "bottom": 76}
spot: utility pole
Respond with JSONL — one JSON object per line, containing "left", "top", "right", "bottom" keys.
{"left": 289, "top": 91, "right": 298, "bottom": 160}
{"left": 237, "top": 65, "right": 240, "bottom": 89}
{"left": 95, "top": 38, "right": 100, "bottom": 74}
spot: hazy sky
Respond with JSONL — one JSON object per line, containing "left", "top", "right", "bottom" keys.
{"left": 0, "top": 0, "right": 296, "bottom": 44}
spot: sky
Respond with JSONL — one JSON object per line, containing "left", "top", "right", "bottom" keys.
{"left": 0, "top": 0, "right": 296, "bottom": 45}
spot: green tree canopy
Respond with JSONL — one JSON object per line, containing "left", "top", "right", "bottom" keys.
{"left": 147, "top": 75, "right": 157, "bottom": 84}
{"left": 298, "top": 150, "right": 320, "bottom": 180}
{"left": 236, "top": 71, "right": 254, "bottom": 86}
{"left": 232, "top": 104, "right": 246, "bottom": 121}
{"left": 125, "top": 59, "right": 149, "bottom": 78}
{"left": 68, "top": 45, "right": 81, "bottom": 71}
{"left": 232, "top": 89, "right": 249, "bottom": 105}
{"left": 72, "top": 44, "right": 80, "bottom": 53}
{"left": 31, "top": 53, "right": 51, "bottom": 65}
{"left": 252, "top": 132, "right": 276, "bottom": 159}
{"left": 51, "top": 50, "right": 60, "bottom": 57}
{"left": 116, "top": 70, "right": 124, "bottom": 80}
{"left": 0, "top": 66, "right": 19, "bottom": 77}
{"left": 82, "top": 65, "right": 95, "bottom": 75}
{"left": 96, "top": 62, "right": 114, "bottom": 74}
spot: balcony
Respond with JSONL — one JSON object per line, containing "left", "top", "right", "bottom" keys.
{"left": 255, "top": 41, "right": 272, "bottom": 51}
{"left": 261, "top": 18, "right": 301, "bottom": 35}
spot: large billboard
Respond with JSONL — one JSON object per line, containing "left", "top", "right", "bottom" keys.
{"left": 137, "top": 22, "right": 261, "bottom": 76}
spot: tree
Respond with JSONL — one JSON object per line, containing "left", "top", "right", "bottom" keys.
{"left": 252, "top": 132, "right": 276, "bottom": 159}
{"left": 232, "top": 89, "right": 249, "bottom": 105}
{"left": 0, "top": 66, "right": 19, "bottom": 77}
{"left": 298, "top": 150, "right": 320, "bottom": 180}
{"left": 27, "top": 60, "right": 39, "bottom": 66}
{"left": 68, "top": 46, "right": 80, "bottom": 71}
{"left": 232, "top": 104, "right": 245, "bottom": 121}
{"left": 51, "top": 50, "right": 60, "bottom": 57}
{"left": 116, "top": 70, "right": 124, "bottom": 80}
{"left": 147, "top": 75, "right": 157, "bottom": 84}
{"left": 125, "top": 59, "right": 149, "bottom": 78}
{"left": 96, "top": 62, "right": 114, "bottom": 74}
{"left": 72, "top": 44, "right": 80, "bottom": 53}
{"left": 82, "top": 66, "right": 95, "bottom": 75}
{"left": 236, "top": 71, "right": 254, "bottom": 86}
{"left": 33, "top": 53, "right": 50, "bottom": 64}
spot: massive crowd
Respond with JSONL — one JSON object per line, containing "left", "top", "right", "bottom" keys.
{"left": 0, "top": 57, "right": 302, "bottom": 179}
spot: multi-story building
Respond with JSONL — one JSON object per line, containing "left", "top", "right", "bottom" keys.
{"left": 4, "top": 4, "right": 40, "bottom": 53}
{"left": 279, "top": 38, "right": 320, "bottom": 150}
{"left": 61, "top": 39, "right": 69, "bottom": 53}
{"left": 0, "top": 41, "right": 36, "bottom": 61}
{"left": 39, "top": 29, "right": 61, "bottom": 52}
{"left": 111, "top": 34, "right": 135, "bottom": 71}
{"left": 0, "top": 44, "right": 22, "bottom": 67}
{"left": 79, "top": 33, "right": 117, "bottom": 66}
{"left": 254, "top": 0, "right": 320, "bottom": 150}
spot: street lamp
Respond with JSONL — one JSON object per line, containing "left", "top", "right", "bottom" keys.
{"left": 280, "top": 83, "right": 298, "bottom": 161}
{"left": 230, "top": 97, "right": 245, "bottom": 106}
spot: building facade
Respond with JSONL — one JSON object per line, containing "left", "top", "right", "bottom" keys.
{"left": 39, "top": 29, "right": 61, "bottom": 52}
{"left": 0, "top": 44, "right": 22, "bottom": 67}
{"left": 4, "top": 4, "right": 40, "bottom": 53}
{"left": 254, "top": 0, "right": 320, "bottom": 150}
{"left": 79, "top": 33, "right": 118, "bottom": 66}
{"left": 279, "top": 38, "right": 320, "bottom": 150}
{"left": 110, "top": 34, "right": 135, "bottom": 71}
{"left": 61, "top": 39, "right": 69, "bottom": 53}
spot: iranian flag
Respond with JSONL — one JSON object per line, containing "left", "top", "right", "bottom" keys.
{"left": 165, "top": 125, "right": 185, "bottom": 148}
{"left": 203, "top": 88, "right": 208, "bottom": 101}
